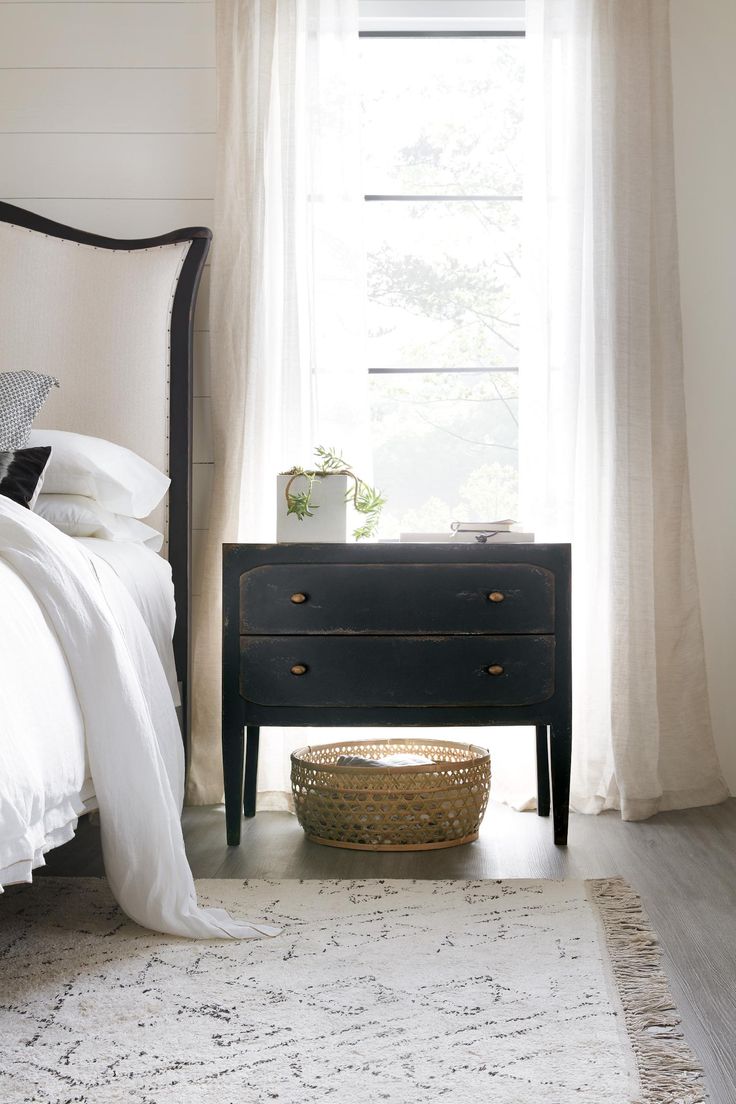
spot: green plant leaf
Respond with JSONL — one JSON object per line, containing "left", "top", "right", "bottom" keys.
{"left": 283, "top": 446, "right": 386, "bottom": 538}
{"left": 314, "top": 445, "right": 348, "bottom": 473}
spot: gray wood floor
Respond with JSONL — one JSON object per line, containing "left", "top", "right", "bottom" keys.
{"left": 41, "top": 799, "right": 736, "bottom": 1103}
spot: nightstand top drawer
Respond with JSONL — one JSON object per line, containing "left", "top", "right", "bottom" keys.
{"left": 240, "top": 635, "right": 555, "bottom": 708}
{"left": 239, "top": 562, "right": 555, "bottom": 635}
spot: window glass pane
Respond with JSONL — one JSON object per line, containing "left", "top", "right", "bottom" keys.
{"left": 360, "top": 36, "right": 524, "bottom": 197}
{"left": 366, "top": 199, "right": 520, "bottom": 370}
{"left": 371, "top": 370, "right": 518, "bottom": 538}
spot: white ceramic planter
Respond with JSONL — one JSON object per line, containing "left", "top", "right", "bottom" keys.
{"left": 277, "top": 473, "right": 356, "bottom": 543}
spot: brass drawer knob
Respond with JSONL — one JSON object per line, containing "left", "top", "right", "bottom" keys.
{"left": 290, "top": 592, "right": 308, "bottom": 604}
{"left": 487, "top": 591, "right": 505, "bottom": 603}
{"left": 486, "top": 664, "right": 504, "bottom": 676}
{"left": 290, "top": 663, "right": 309, "bottom": 676}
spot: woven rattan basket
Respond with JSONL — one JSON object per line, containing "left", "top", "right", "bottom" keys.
{"left": 290, "top": 738, "right": 491, "bottom": 851}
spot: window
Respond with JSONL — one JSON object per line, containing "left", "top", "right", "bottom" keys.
{"left": 360, "top": 20, "right": 524, "bottom": 537}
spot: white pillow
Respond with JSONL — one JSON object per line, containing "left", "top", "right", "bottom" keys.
{"left": 34, "top": 494, "right": 163, "bottom": 552}
{"left": 27, "top": 430, "right": 169, "bottom": 518}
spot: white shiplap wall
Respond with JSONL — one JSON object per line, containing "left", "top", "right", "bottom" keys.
{"left": 0, "top": 0, "right": 216, "bottom": 592}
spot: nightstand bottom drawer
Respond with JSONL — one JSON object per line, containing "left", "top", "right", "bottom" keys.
{"left": 240, "top": 635, "right": 555, "bottom": 708}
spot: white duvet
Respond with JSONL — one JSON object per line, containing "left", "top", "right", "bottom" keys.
{"left": 75, "top": 536, "right": 181, "bottom": 703}
{"left": 0, "top": 496, "right": 279, "bottom": 940}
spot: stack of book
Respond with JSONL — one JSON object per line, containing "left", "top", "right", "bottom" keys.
{"left": 399, "top": 520, "right": 535, "bottom": 544}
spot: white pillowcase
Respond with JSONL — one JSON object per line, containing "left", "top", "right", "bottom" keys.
{"left": 34, "top": 494, "right": 163, "bottom": 552}
{"left": 27, "top": 430, "right": 169, "bottom": 518}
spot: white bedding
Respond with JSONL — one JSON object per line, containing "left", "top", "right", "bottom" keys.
{"left": 0, "top": 538, "right": 179, "bottom": 888}
{"left": 75, "top": 537, "right": 180, "bottom": 705}
{"left": 0, "top": 556, "right": 91, "bottom": 885}
{"left": 0, "top": 498, "right": 278, "bottom": 938}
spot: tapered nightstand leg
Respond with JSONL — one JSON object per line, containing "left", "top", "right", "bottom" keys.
{"left": 535, "top": 725, "right": 550, "bottom": 817}
{"left": 550, "top": 720, "right": 572, "bottom": 845}
{"left": 243, "top": 726, "right": 260, "bottom": 818}
{"left": 223, "top": 699, "right": 245, "bottom": 846}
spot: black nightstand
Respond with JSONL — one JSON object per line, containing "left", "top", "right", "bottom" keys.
{"left": 222, "top": 542, "right": 572, "bottom": 847}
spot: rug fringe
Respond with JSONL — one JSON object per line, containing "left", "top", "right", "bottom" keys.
{"left": 586, "top": 877, "right": 706, "bottom": 1104}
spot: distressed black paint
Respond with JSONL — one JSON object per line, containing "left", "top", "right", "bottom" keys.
{"left": 223, "top": 543, "right": 572, "bottom": 847}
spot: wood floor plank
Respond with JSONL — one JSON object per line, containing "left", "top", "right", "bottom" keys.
{"left": 37, "top": 798, "right": 736, "bottom": 1103}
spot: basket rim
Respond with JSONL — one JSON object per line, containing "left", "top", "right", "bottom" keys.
{"left": 290, "top": 736, "right": 490, "bottom": 774}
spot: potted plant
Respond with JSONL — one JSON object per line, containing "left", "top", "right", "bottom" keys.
{"left": 277, "top": 446, "right": 385, "bottom": 543}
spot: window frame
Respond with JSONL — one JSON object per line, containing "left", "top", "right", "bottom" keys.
{"left": 360, "top": 26, "right": 525, "bottom": 378}
{"left": 359, "top": 0, "right": 526, "bottom": 35}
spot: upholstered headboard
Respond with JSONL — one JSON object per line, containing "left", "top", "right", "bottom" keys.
{"left": 0, "top": 201, "right": 211, "bottom": 746}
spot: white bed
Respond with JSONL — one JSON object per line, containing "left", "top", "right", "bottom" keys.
{"left": 0, "top": 533, "right": 178, "bottom": 888}
{"left": 0, "top": 203, "right": 275, "bottom": 938}
{"left": 0, "top": 199, "right": 198, "bottom": 898}
{"left": 0, "top": 548, "right": 89, "bottom": 886}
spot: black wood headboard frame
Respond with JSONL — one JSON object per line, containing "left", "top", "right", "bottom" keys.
{"left": 0, "top": 201, "right": 211, "bottom": 750}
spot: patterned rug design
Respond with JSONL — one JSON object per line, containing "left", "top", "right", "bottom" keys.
{"left": 0, "top": 878, "right": 704, "bottom": 1103}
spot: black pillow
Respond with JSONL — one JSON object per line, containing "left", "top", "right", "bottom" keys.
{"left": 0, "top": 446, "right": 52, "bottom": 508}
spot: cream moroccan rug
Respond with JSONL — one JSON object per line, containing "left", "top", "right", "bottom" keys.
{"left": 0, "top": 878, "right": 704, "bottom": 1104}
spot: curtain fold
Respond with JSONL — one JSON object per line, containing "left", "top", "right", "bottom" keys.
{"left": 520, "top": 0, "right": 727, "bottom": 819}
{"left": 187, "top": 0, "right": 366, "bottom": 804}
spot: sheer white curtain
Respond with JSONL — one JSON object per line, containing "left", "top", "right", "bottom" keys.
{"left": 520, "top": 0, "right": 727, "bottom": 819}
{"left": 188, "top": 0, "right": 368, "bottom": 804}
